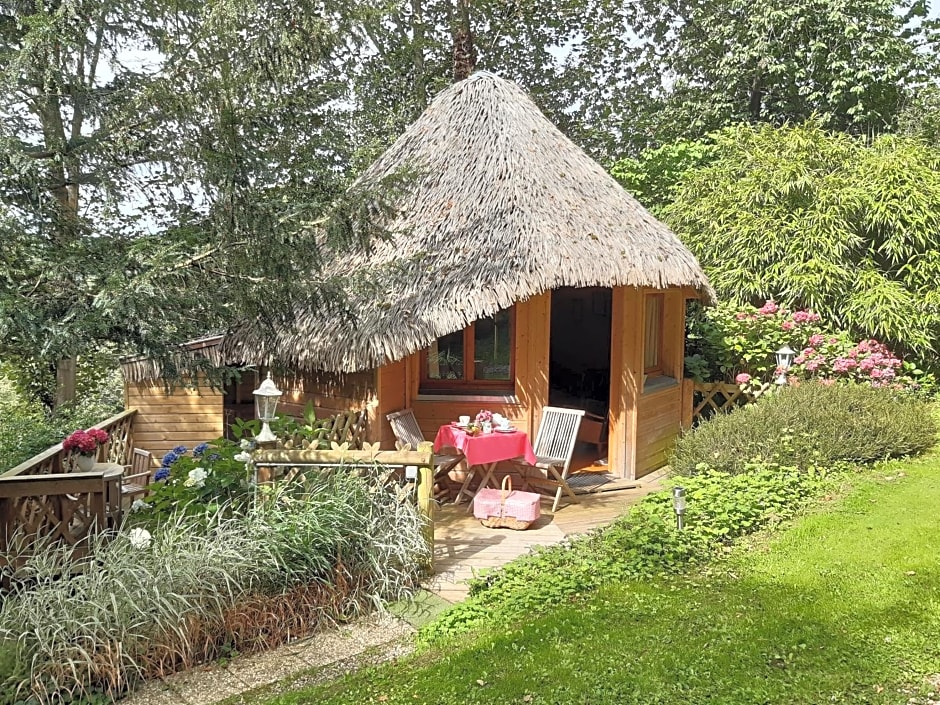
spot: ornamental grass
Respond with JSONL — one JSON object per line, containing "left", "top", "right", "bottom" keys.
{"left": 0, "top": 473, "right": 428, "bottom": 704}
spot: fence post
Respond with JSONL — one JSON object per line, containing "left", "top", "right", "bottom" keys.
{"left": 416, "top": 442, "right": 435, "bottom": 573}
{"left": 680, "top": 378, "right": 694, "bottom": 429}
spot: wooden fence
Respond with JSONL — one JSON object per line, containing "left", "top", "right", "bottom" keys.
{"left": 252, "top": 445, "right": 436, "bottom": 570}
{"left": 1, "top": 408, "right": 137, "bottom": 478}
{"left": 681, "top": 379, "right": 775, "bottom": 427}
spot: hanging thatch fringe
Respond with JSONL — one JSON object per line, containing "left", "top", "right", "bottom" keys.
{"left": 223, "top": 71, "right": 713, "bottom": 374}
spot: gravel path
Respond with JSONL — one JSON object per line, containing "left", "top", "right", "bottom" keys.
{"left": 120, "top": 614, "right": 415, "bottom": 705}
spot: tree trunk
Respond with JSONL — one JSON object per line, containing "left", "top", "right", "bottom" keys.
{"left": 55, "top": 357, "right": 77, "bottom": 410}
{"left": 412, "top": 0, "right": 428, "bottom": 111}
{"left": 452, "top": 0, "right": 476, "bottom": 82}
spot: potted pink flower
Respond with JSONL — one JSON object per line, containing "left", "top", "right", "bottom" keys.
{"left": 63, "top": 428, "right": 109, "bottom": 471}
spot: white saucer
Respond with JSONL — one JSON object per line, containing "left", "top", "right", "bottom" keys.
{"left": 494, "top": 427, "right": 515, "bottom": 433}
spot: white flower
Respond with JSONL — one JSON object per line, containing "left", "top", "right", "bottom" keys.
{"left": 233, "top": 451, "right": 252, "bottom": 463}
{"left": 239, "top": 439, "right": 252, "bottom": 450}
{"left": 130, "top": 498, "right": 152, "bottom": 513}
{"left": 184, "top": 467, "right": 209, "bottom": 488}
{"left": 128, "top": 527, "right": 152, "bottom": 550}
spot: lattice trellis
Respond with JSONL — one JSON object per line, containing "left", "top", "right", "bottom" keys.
{"left": 692, "top": 382, "right": 775, "bottom": 423}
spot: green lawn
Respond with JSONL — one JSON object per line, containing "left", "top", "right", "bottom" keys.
{"left": 261, "top": 457, "right": 940, "bottom": 705}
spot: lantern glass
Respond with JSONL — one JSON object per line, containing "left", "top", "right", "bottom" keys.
{"left": 672, "top": 486, "right": 687, "bottom": 515}
{"left": 775, "top": 345, "right": 795, "bottom": 371}
{"left": 253, "top": 373, "right": 282, "bottom": 423}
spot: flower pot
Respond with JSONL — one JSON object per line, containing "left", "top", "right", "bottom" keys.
{"left": 74, "top": 454, "right": 96, "bottom": 472}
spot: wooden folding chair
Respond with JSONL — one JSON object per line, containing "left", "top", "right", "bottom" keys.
{"left": 515, "top": 406, "right": 585, "bottom": 512}
{"left": 122, "top": 448, "right": 155, "bottom": 502}
{"left": 386, "top": 408, "right": 463, "bottom": 501}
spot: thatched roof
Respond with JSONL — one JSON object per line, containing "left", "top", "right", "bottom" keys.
{"left": 225, "top": 71, "right": 712, "bottom": 374}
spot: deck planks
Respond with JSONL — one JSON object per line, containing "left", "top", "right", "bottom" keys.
{"left": 426, "top": 468, "right": 666, "bottom": 602}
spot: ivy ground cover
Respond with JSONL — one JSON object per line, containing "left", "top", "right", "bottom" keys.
{"left": 254, "top": 457, "right": 940, "bottom": 705}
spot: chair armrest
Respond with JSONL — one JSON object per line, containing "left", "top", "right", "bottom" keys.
{"left": 123, "top": 470, "right": 153, "bottom": 483}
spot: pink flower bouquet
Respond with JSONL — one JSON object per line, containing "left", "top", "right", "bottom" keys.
{"left": 63, "top": 428, "right": 109, "bottom": 456}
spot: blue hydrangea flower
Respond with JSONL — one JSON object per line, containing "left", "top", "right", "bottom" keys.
{"left": 207, "top": 452, "right": 222, "bottom": 462}
{"left": 154, "top": 466, "right": 170, "bottom": 481}
{"left": 193, "top": 442, "right": 210, "bottom": 457}
{"left": 161, "top": 451, "right": 180, "bottom": 467}
{"left": 172, "top": 445, "right": 188, "bottom": 455}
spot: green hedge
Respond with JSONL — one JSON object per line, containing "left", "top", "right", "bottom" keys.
{"left": 671, "top": 382, "right": 937, "bottom": 476}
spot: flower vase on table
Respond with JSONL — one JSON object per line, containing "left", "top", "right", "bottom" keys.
{"left": 74, "top": 454, "right": 96, "bottom": 472}
{"left": 62, "top": 428, "right": 109, "bottom": 472}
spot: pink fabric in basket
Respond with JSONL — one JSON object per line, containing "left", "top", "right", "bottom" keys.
{"left": 433, "top": 425, "right": 537, "bottom": 466}
{"left": 473, "top": 487, "right": 541, "bottom": 523}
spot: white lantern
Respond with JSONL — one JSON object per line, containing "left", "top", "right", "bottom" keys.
{"left": 775, "top": 345, "right": 796, "bottom": 385}
{"left": 252, "top": 372, "right": 282, "bottom": 443}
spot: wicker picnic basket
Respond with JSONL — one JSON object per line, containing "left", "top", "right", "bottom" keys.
{"left": 473, "top": 475, "right": 541, "bottom": 530}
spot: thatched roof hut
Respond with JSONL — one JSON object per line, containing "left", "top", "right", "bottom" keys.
{"left": 225, "top": 71, "right": 712, "bottom": 374}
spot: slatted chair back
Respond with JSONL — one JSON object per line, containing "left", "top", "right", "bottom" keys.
{"left": 386, "top": 408, "right": 426, "bottom": 449}
{"left": 122, "top": 448, "right": 155, "bottom": 502}
{"left": 531, "top": 407, "right": 585, "bottom": 474}
{"left": 386, "top": 408, "right": 462, "bottom": 501}
{"left": 519, "top": 406, "right": 586, "bottom": 512}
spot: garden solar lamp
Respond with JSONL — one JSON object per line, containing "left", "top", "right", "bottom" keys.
{"left": 253, "top": 372, "right": 282, "bottom": 444}
{"left": 672, "top": 486, "right": 687, "bottom": 530}
{"left": 775, "top": 345, "right": 796, "bottom": 385}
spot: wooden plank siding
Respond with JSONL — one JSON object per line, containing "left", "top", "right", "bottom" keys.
{"left": 635, "top": 384, "right": 682, "bottom": 477}
{"left": 273, "top": 370, "right": 378, "bottom": 442}
{"left": 125, "top": 377, "right": 224, "bottom": 460}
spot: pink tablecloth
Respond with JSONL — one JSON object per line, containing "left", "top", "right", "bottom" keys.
{"left": 434, "top": 424, "right": 538, "bottom": 466}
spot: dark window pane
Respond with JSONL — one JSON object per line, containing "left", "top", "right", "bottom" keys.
{"left": 474, "top": 310, "right": 512, "bottom": 380}
{"left": 427, "top": 330, "right": 464, "bottom": 379}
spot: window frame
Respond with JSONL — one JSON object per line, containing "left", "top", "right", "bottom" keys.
{"left": 643, "top": 294, "right": 665, "bottom": 376}
{"left": 420, "top": 309, "right": 516, "bottom": 393}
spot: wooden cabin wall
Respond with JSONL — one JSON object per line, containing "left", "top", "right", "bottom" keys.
{"left": 608, "top": 286, "right": 643, "bottom": 480}
{"left": 274, "top": 370, "right": 379, "bottom": 442}
{"left": 374, "top": 294, "right": 551, "bottom": 448}
{"left": 125, "top": 376, "right": 224, "bottom": 460}
{"left": 633, "top": 289, "right": 687, "bottom": 478}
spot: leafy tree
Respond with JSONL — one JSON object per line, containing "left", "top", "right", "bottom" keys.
{"left": 664, "top": 122, "right": 940, "bottom": 356}
{"left": 609, "top": 139, "right": 717, "bottom": 216}
{"left": 0, "top": 0, "right": 365, "bottom": 409}
{"left": 611, "top": 0, "right": 939, "bottom": 152}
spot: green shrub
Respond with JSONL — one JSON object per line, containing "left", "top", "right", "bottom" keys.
{"left": 419, "top": 463, "right": 831, "bottom": 645}
{"left": 672, "top": 382, "right": 937, "bottom": 476}
{"left": 0, "top": 474, "right": 428, "bottom": 704}
{"left": 0, "top": 371, "right": 123, "bottom": 472}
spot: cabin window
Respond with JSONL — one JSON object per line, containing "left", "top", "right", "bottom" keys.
{"left": 421, "top": 309, "right": 514, "bottom": 392}
{"left": 644, "top": 294, "right": 664, "bottom": 375}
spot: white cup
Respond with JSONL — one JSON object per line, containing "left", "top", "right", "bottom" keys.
{"left": 498, "top": 419, "right": 511, "bottom": 430}
{"left": 459, "top": 415, "right": 470, "bottom": 425}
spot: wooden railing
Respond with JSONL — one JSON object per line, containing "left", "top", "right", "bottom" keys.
{"left": 681, "top": 380, "right": 775, "bottom": 427}
{"left": 253, "top": 445, "right": 435, "bottom": 570}
{"left": 1, "top": 408, "right": 137, "bottom": 478}
{"left": 0, "top": 469, "right": 123, "bottom": 572}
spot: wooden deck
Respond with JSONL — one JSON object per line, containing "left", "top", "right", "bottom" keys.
{"left": 426, "top": 467, "right": 667, "bottom": 602}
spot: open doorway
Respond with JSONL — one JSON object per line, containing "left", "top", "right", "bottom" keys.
{"left": 549, "top": 287, "right": 612, "bottom": 468}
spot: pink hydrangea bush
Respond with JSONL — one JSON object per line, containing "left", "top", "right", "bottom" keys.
{"left": 687, "top": 300, "right": 929, "bottom": 392}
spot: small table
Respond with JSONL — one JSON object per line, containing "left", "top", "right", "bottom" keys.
{"left": 433, "top": 425, "right": 538, "bottom": 510}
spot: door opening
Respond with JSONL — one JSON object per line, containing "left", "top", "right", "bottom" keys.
{"left": 549, "top": 287, "right": 612, "bottom": 466}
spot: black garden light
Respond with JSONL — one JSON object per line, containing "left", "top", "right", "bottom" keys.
{"left": 252, "top": 372, "right": 282, "bottom": 444}
{"left": 672, "top": 486, "right": 687, "bottom": 530}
